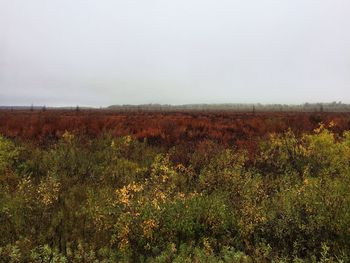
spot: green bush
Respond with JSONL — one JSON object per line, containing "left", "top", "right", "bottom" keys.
{"left": 1, "top": 127, "right": 350, "bottom": 262}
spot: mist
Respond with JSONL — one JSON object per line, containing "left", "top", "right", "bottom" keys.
{"left": 1, "top": 0, "right": 350, "bottom": 106}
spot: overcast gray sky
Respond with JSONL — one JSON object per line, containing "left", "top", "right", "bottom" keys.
{"left": 0, "top": 0, "right": 350, "bottom": 107}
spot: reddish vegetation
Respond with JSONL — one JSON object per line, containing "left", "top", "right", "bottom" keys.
{"left": 2, "top": 109, "right": 350, "bottom": 164}
{"left": 1, "top": 110, "right": 350, "bottom": 148}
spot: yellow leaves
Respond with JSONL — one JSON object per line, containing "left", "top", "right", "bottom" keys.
{"left": 298, "top": 144, "right": 310, "bottom": 158}
{"left": 144, "top": 242, "right": 151, "bottom": 251}
{"left": 142, "top": 219, "right": 158, "bottom": 239}
{"left": 301, "top": 123, "right": 350, "bottom": 176}
{"left": 86, "top": 189, "right": 115, "bottom": 232}
{"left": 175, "top": 163, "right": 186, "bottom": 172}
{"left": 239, "top": 200, "right": 267, "bottom": 234}
{"left": 91, "top": 206, "right": 107, "bottom": 231}
{"left": 117, "top": 187, "right": 130, "bottom": 206}
{"left": 203, "top": 237, "right": 213, "bottom": 255}
{"left": 17, "top": 175, "right": 33, "bottom": 193}
{"left": 235, "top": 177, "right": 268, "bottom": 238}
{"left": 162, "top": 174, "right": 169, "bottom": 183}
{"left": 152, "top": 199, "right": 161, "bottom": 210}
{"left": 150, "top": 189, "right": 167, "bottom": 210}
{"left": 297, "top": 177, "right": 313, "bottom": 196}
{"left": 62, "top": 131, "right": 74, "bottom": 143}
{"left": 111, "top": 136, "right": 133, "bottom": 156}
{"left": 37, "top": 176, "right": 61, "bottom": 206}
{"left": 177, "top": 192, "right": 185, "bottom": 200}
{"left": 128, "top": 182, "right": 143, "bottom": 192}
{"left": 314, "top": 123, "right": 326, "bottom": 134}
{"left": 199, "top": 149, "right": 247, "bottom": 192}
{"left": 117, "top": 224, "right": 130, "bottom": 251}
{"left": 150, "top": 154, "right": 177, "bottom": 181}
{"left": 155, "top": 189, "right": 167, "bottom": 202}
{"left": 115, "top": 182, "right": 143, "bottom": 207}
{"left": 122, "top": 135, "right": 132, "bottom": 147}
{"left": 328, "top": 120, "right": 336, "bottom": 128}
{"left": 113, "top": 213, "right": 134, "bottom": 252}
{"left": 170, "top": 242, "right": 177, "bottom": 253}
{"left": 259, "top": 123, "right": 350, "bottom": 177}
{"left": 17, "top": 175, "right": 35, "bottom": 203}
{"left": 112, "top": 135, "right": 133, "bottom": 148}
{"left": 313, "top": 121, "right": 336, "bottom": 134}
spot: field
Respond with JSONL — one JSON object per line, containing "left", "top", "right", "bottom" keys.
{"left": 1, "top": 110, "right": 350, "bottom": 262}
{"left": 2, "top": 109, "right": 350, "bottom": 144}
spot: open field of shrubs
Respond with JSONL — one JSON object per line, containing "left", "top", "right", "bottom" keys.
{"left": 2, "top": 110, "right": 350, "bottom": 147}
{"left": 1, "top": 120, "right": 350, "bottom": 262}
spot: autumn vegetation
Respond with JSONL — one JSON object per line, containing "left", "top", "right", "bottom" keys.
{"left": 1, "top": 110, "right": 350, "bottom": 262}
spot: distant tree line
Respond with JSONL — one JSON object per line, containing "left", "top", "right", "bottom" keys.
{"left": 1, "top": 102, "right": 350, "bottom": 112}
{"left": 107, "top": 102, "right": 350, "bottom": 112}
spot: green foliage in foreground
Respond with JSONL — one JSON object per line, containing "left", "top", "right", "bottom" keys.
{"left": 1, "top": 125, "right": 350, "bottom": 262}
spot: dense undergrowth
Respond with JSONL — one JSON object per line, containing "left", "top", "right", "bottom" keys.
{"left": 1, "top": 123, "right": 350, "bottom": 262}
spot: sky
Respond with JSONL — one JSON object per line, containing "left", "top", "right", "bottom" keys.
{"left": 1, "top": 0, "right": 350, "bottom": 107}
